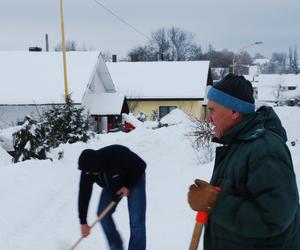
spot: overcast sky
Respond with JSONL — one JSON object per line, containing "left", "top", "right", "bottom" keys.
{"left": 1, "top": 0, "right": 299, "bottom": 59}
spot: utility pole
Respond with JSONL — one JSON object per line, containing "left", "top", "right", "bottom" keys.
{"left": 59, "top": 0, "right": 69, "bottom": 103}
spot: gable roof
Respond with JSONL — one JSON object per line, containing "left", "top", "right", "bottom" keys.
{"left": 106, "top": 61, "right": 210, "bottom": 99}
{"left": 88, "top": 93, "right": 127, "bottom": 115}
{"left": 0, "top": 51, "right": 104, "bottom": 105}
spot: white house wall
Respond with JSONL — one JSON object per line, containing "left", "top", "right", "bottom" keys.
{"left": 82, "top": 54, "right": 117, "bottom": 114}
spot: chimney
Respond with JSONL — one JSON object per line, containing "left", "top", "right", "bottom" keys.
{"left": 112, "top": 54, "right": 117, "bottom": 62}
{"left": 29, "top": 46, "right": 42, "bottom": 52}
{"left": 45, "top": 33, "right": 49, "bottom": 52}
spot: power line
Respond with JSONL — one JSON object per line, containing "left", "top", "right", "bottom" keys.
{"left": 93, "top": 0, "right": 150, "bottom": 40}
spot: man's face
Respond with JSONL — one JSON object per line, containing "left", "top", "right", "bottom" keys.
{"left": 207, "top": 100, "right": 241, "bottom": 138}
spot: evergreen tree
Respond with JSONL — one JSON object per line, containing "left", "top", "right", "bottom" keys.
{"left": 43, "top": 96, "right": 90, "bottom": 148}
{"left": 12, "top": 96, "right": 91, "bottom": 163}
{"left": 13, "top": 116, "right": 47, "bottom": 163}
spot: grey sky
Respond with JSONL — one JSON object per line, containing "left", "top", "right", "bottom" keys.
{"left": 1, "top": 0, "right": 299, "bottom": 58}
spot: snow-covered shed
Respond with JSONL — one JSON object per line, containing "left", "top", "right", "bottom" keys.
{"left": 0, "top": 51, "right": 128, "bottom": 131}
{"left": 106, "top": 61, "right": 212, "bottom": 120}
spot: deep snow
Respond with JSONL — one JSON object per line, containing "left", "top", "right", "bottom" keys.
{"left": 0, "top": 107, "right": 299, "bottom": 250}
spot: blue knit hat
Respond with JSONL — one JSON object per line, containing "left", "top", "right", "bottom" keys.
{"left": 207, "top": 73, "right": 255, "bottom": 114}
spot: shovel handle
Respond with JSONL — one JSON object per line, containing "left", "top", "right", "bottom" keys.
{"left": 189, "top": 222, "right": 204, "bottom": 250}
{"left": 69, "top": 200, "right": 119, "bottom": 250}
{"left": 188, "top": 186, "right": 221, "bottom": 250}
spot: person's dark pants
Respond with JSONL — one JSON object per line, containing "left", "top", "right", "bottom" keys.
{"left": 97, "top": 175, "right": 146, "bottom": 250}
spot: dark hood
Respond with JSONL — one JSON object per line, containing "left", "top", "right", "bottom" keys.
{"left": 78, "top": 149, "right": 100, "bottom": 172}
{"left": 254, "top": 106, "right": 287, "bottom": 142}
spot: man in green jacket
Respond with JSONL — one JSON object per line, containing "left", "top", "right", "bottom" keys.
{"left": 188, "top": 73, "right": 300, "bottom": 249}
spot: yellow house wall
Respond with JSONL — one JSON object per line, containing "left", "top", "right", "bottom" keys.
{"left": 128, "top": 100, "right": 206, "bottom": 121}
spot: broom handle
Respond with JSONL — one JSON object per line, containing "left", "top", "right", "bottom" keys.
{"left": 69, "top": 201, "right": 118, "bottom": 250}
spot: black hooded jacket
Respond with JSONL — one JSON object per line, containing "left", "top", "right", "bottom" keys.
{"left": 78, "top": 144, "right": 146, "bottom": 224}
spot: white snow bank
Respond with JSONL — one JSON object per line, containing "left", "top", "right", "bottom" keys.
{"left": 122, "top": 113, "right": 143, "bottom": 128}
{"left": 0, "top": 146, "right": 12, "bottom": 166}
{"left": 160, "top": 108, "right": 193, "bottom": 126}
{"left": 0, "top": 125, "right": 21, "bottom": 151}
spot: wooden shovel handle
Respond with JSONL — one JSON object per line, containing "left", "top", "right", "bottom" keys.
{"left": 69, "top": 200, "right": 118, "bottom": 250}
{"left": 189, "top": 222, "right": 204, "bottom": 250}
{"left": 188, "top": 186, "right": 221, "bottom": 250}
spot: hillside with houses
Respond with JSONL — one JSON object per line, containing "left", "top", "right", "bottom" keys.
{"left": 0, "top": 50, "right": 299, "bottom": 155}
{"left": 0, "top": 49, "right": 299, "bottom": 250}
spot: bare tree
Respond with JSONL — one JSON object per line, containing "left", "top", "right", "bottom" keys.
{"left": 127, "top": 27, "right": 202, "bottom": 61}
{"left": 289, "top": 46, "right": 293, "bottom": 72}
{"left": 239, "top": 51, "right": 253, "bottom": 65}
{"left": 127, "top": 100, "right": 139, "bottom": 113}
{"left": 128, "top": 45, "right": 158, "bottom": 62}
{"left": 54, "top": 40, "right": 79, "bottom": 51}
{"left": 189, "top": 118, "right": 215, "bottom": 164}
{"left": 293, "top": 45, "right": 299, "bottom": 74}
{"left": 207, "top": 49, "right": 234, "bottom": 68}
{"left": 168, "top": 26, "right": 195, "bottom": 60}
{"left": 151, "top": 28, "right": 171, "bottom": 60}
{"left": 271, "top": 52, "right": 287, "bottom": 73}
{"left": 253, "top": 53, "right": 265, "bottom": 59}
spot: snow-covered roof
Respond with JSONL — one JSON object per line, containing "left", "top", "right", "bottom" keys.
{"left": 253, "top": 58, "right": 270, "bottom": 65}
{"left": 245, "top": 74, "right": 300, "bottom": 102}
{"left": 250, "top": 74, "right": 300, "bottom": 87}
{"left": 0, "top": 51, "right": 102, "bottom": 104}
{"left": 88, "top": 93, "right": 125, "bottom": 115}
{"left": 106, "top": 61, "right": 210, "bottom": 99}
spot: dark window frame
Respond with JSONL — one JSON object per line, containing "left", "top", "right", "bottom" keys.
{"left": 159, "top": 106, "right": 177, "bottom": 119}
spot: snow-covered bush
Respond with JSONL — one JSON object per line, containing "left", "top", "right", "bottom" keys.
{"left": 190, "top": 119, "right": 215, "bottom": 164}
{"left": 13, "top": 116, "right": 47, "bottom": 163}
{"left": 12, "top": 96, "right": 92, "bottom": 162}
{"left": 151, "top": 109, "right": 159, "bottom": 121}
{"left": 43, "top": 96, "right": 91, "bottom": 148}
{"left": 137, "top": 111, "right": 147, "bottom": 122}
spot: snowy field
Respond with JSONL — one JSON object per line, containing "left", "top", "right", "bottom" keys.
{"left": 0, "top": 107, "right": 299, "bottom": 250}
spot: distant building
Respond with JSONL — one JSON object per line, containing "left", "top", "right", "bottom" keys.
{"left": 0, "top": 51, "right": 128, "bottom": 131}
{"left": 244, "top": 74, "right": 300, "bottom": 106}
{"left": 106, "top": 61, "right": 212, "bottom": 121}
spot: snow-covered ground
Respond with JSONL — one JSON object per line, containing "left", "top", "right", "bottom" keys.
{"left": 0, "top": 107, "right": 299, "bottom": 250}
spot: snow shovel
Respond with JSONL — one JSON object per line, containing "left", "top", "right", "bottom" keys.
{"left": 189, "top": 186, "right": 221, "bottom": 250}
{"left": 189, "top": 211, "right": 208, "bottom": 250}
{"left": 69, "top": 196, "right": 122, "bottom": 250}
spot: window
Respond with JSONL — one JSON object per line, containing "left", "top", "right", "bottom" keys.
{"left": 288, "top": 86, "right": 296, "bottom": 90}
{"left": 159, "top": 106, "right": 177, "bottom": 119}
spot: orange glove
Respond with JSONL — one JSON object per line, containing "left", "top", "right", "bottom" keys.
{"left": 188, "top": 179, "right": 219, "bottom": 213}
